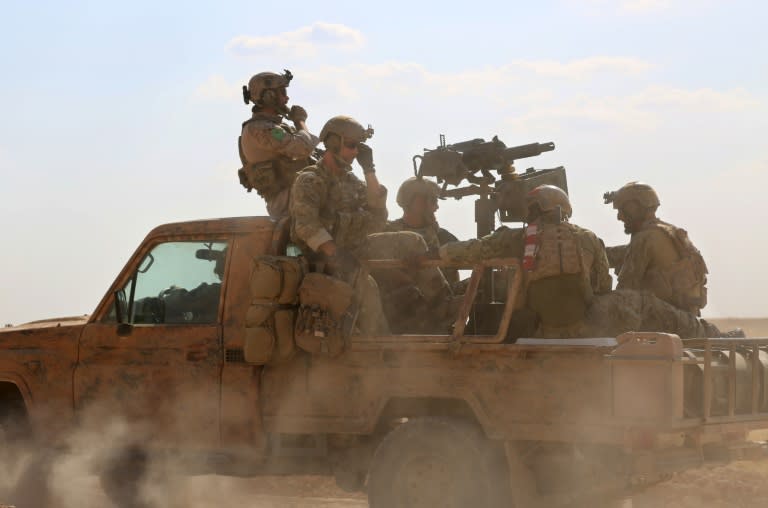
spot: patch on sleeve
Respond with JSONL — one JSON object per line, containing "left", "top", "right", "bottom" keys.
{"left": 271, "top": 127, "right": 286, "bottom": 141}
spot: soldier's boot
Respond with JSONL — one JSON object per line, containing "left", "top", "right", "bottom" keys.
{"left": 700, "top": 320, "right": 746, "bottom": 338}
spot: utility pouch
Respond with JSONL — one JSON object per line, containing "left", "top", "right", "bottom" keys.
{"left": 294, "top": 273, "right": 355, "bottom": 357}
{"left": 244, "top": 325, "right": 275, "bottom": 365}
{"left": 245, "top": 302, "right": 280, "bottom": 327}
{"left": 250, "top": 256, "right": 308, "bottom": 304}
{"left": 240, "top": 160, "right": 280, "bottom": 196}
{"left": 273, "top": 308, "right": 297, "bottom": 362}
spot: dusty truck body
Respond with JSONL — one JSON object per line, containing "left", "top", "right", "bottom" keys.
{"left": 2, "top": 215, "right": 768, "bottom": 507}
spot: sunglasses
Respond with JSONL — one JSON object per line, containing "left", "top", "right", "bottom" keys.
{"left": 343, "top": 140, "right": 360, "bottom": 150}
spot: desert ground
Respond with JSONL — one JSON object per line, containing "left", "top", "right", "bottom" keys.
{"left": 3, "top": 317, "right": 767, "bottom": 508}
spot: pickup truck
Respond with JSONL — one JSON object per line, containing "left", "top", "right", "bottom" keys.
{"left": 2, "top": 216, "right": 767, "bottom": 508}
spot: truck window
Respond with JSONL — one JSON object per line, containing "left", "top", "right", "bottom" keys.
{"left": 107, "top": 241, "right": 228, "bottom": 325}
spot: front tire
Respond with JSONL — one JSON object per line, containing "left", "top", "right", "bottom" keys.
{"left": 367, "top": 417, "right": 510, "bottom": 508}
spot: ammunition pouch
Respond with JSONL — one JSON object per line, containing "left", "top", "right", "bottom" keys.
{"left": 243, "top": 304, "right": 298, "bottom": 365}
{"left": 334, "top": 211, "right": 371, "bottom": 251}
{"left": 294, "top": 273, "right": 355, "bottom": 357}
{"left": 239, "top": 160, "right": 281, "bottom": 198}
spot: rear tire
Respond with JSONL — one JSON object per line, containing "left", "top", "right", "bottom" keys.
{"left": 98, "top": 445, "right": 149, "bottom": 508}
{"left": 367, "top": 417, "right": 511, "bottom": 508}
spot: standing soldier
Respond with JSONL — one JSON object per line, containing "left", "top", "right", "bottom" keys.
{"left": 238, "top": 70, "right": 319, "bottom": 218}
{"left": 386, "top": 177, "right": 461, "bottom": 287}
{"left": 603, "top": 182, "right": 708, "bottom": 316}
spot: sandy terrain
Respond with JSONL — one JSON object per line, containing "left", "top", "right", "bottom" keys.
{"left": 707, "top": 318, "right": 768, "bottom": 338}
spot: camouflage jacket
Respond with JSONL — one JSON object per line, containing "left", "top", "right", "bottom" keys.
{"left": 290, "top": 160, "right": 388, "bottom": 255}
{"left": 616, "top": 218, "right": 708, "bottom": 314}
{"left": 239, "top": 112, "right": 319, "bottom": 218}
{"left": 439, "top": 222, "right": 612, "bottom": 295}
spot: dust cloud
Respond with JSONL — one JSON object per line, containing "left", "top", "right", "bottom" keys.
{"left": 0, "top": 402, "right": 365, "bottom": 508}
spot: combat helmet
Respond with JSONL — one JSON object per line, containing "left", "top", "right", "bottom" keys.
{"left": 526, "top": 184, "right": 572, "bottom": 219}
{"left": 604, "top": 181, "right": 660, "bottom": 210}
{"left": 319, "top": 116, "right": 373, "bottom": 148}
{"left": 396, "top": 177, "right": 441, "bottom": 209}
{"left": 243, "top": 70, "right": 293, "bottom": 106}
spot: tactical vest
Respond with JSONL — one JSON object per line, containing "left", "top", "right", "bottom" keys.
{"left": 238, "top": 117, "right": 309, "bottom": 199}
{"left": 523, "top": 222, "right": 593, "bottom": 329}
{"left": 645, "top": 220, "right": 708, "bottom": 314}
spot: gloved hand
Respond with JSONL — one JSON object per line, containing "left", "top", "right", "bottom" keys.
{"left": 288, "top": 105, "right": 308, "bottom": 123}
{"left": 356, "top": 143, "right": 375, "bottom": 174}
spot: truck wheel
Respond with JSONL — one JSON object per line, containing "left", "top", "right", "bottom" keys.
{"left": 98, "top": 445, "right": 149, "bottom": 508}
{"left": 367, "top": 417, "right": 510, "bottom": 508}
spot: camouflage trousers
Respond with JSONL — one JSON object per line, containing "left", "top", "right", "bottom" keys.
{"left": 583, "top": 289, "right": 707, "bottom": 339}
{"left": 365, "top": 231, "right": 454, "bottom": 333}
{"left": 535, "top": 289, "right": 707, "bottom": 339}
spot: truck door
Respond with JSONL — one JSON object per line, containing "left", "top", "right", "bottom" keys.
{"left": 74, "top": 239, "right": 228, "bottom": 450}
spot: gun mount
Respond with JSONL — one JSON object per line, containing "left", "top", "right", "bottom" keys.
{"left": 414, "top": 135, "right": 567, "bottom": 237}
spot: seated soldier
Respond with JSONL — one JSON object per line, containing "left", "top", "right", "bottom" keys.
{"left": 290, "top": 116, "right": 453, "bottom": 335}
{"left": 386, "top": 177, "right": 461, "bottom": 288}
{"left": 435, "top": 185, "right": 731, "bottom": 339}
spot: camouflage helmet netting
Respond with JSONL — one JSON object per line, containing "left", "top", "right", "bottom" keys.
{"left": 396, "top": 177, "right": 441, "bottom": 209}
{"left": 526, "top": 184, "right": 572, "bottom": 218}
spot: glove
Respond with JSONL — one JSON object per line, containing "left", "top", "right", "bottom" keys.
{"left": 287, "top": 105, "right": 308, "bottom": 123}
{"left": 356, "top": 143, "right": 375, "bottom": 174}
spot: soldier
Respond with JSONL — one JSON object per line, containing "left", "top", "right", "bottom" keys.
{"left": 290, "top": 116, "right": 453, "bottom": 334}
{"left": 437, "top": 185, "right": 726, "bottom": 339}
{"left": 238, "top": 70, "right": 319, "bottom": 218}
{"left": 439, "top": 185, "right": 610, "bottom": 338}
{"left": 386, "top": 177, "right": 461, "bottom": 287}
{"left": 604, "top": 182, "right": 708, "bottom": 316}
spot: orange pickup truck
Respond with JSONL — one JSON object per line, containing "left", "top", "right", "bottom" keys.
{"left": 2, "top": 216, "right": 767, "bottom": 508}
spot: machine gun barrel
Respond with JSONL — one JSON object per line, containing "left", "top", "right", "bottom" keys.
{"left": 503, "top": 142, "right": 555, "bottom": 161}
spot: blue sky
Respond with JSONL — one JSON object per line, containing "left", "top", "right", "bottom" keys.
{"left": 1, "top": 0, "right": 766, "bottom": 323}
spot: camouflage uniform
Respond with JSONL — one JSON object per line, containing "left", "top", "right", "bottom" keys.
{"left": 440, "top": 220, "right": 611, "bottom": 338}
{"left": 615, "top": 218, "right": 708, "bottom": 315}
{"left": 440, "top": 222, "right": 714, "bottom": 339}
{"left": 239, "top": 112, "right": 319, "bottom": 218}
{"left": 290, "top": 159, "right": 389, "bottom": 334}
{"left": 290, "top": 161, "right": 452, "bottom": 334}
{"left": 385, "top": 218, "right": 461, "bottom": 287}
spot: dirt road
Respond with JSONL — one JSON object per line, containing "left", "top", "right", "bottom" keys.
{"left": 5, "top": 461, "right": 768, "bottom": 508}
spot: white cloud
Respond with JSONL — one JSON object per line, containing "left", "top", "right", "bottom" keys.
{"left": 228, "top": 22, "right": 365, "bottom": 58}
{"left": 632, "top": 85, "right": 759, "bottom": 111}
{"left": 511, "top": 57, "right": 653, "bottom": 78}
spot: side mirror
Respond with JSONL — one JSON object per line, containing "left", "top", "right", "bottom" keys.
{"left": 114, "top": 289, "right": 132, "bottom": 336}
